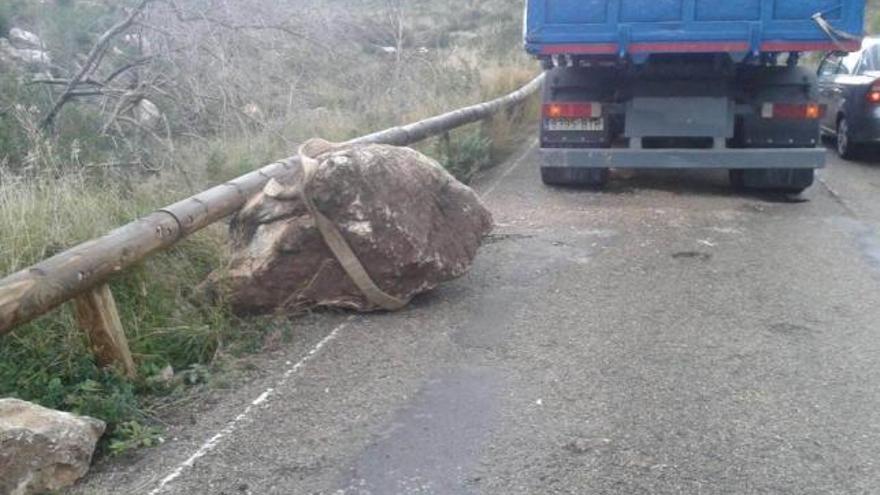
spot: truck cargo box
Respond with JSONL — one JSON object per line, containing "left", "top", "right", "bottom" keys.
{"left": 525, "top": 0, "right": 866, "bottom": 57}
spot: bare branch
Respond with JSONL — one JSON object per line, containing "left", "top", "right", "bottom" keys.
{"left": 164, "top": 1, "right": 305, "bottom": 38}
{"left": 27, "top": 78, "right": 104, "bottom": 87}
{"left": 68, "top": 91, "right": 109, "bottom": 98}
{"left": 103, "top": 56, "right": 156, "bottom": 85}
{"left": 40, "top": 0, "right": 157, "bottom": 130}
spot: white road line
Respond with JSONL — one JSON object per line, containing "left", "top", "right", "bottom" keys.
{"left": 480, "top": 139, "right": 538, "bottom": 199}
{"left": 148, "top": 316, "right": 355, "bottom": 495}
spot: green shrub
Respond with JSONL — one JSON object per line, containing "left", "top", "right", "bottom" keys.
{"left": 438, "top": 125, "right": 492, "bottom": 182}
{"left": 0, "top": 173, "right": 231, "bottom": 449}
{"left": 108, "top": 421, "right": 165, "bottom": 456}
{"left": 0, "top": 115, "right": 26, "bottom": 168}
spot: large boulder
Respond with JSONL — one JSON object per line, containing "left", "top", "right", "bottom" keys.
{"left": 0, "top": 398, "right": 106, "bottom": 495}
{"left": 214, "top": 142, "right": 493, "bottom": 313}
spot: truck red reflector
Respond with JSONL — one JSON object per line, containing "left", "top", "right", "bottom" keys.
{"left": 543, "top": 102, "right": 602, "bottom": 119}
{"left": 868, "top": 81, "right": 880, "bottom": 104}
{"left": 761, "top": 103, "right": 824, "bottom": 120}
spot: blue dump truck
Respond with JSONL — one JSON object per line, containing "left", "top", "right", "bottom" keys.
{"left": 525, "top": 0, "right": 866, "bottom": 191}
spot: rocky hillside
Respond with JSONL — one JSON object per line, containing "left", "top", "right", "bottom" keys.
{"left": 0, "top": 0, "right": 530, "bottom": 176}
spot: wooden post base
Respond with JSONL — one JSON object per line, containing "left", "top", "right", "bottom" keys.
{"left": 73, "top": 284, "right": 136, "bottom": 379}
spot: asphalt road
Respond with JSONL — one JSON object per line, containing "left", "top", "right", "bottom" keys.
{"left": 76, "top": 142, "right": 880, "bottom": 495}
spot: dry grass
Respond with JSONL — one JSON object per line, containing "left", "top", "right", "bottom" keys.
{"left": 0, "top": 0, "right": 539, "bottom": 452}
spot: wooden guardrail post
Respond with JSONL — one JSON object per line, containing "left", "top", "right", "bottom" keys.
{"left": 73, "top": 283, "right": 137, "bottom": 379}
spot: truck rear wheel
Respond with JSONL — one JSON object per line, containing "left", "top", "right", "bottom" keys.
{"left": 541, "top": 167, "right": 609, "bottom": 187}
{"left": 729, "top": 168, "right": 814, "bottom": 194}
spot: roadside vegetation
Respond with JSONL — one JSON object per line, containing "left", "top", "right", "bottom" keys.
{"left": 0, "top": 0, "right": 537, "bottom": 453}
{"left": 871, "top": 0, "right": 880, "bottom": 33}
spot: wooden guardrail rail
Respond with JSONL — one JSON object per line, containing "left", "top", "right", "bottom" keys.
{"left": 0, "top": 74, "right": 544, "bottom": 377}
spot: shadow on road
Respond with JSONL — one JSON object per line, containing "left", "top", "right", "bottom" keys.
{"left": 556, "top": 168, "right": 812, "bottom": 204}
{"left": 821, "top": 138, "right": 880, "bottom": 166}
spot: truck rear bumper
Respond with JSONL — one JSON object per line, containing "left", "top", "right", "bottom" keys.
{"left": 540, "top": 148, "right": 826, "bottom": 170}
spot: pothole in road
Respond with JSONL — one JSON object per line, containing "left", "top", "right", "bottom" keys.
{"left": 483, "top": 232, "right": 536, "bottom": 244}
{"left": 671, "top": 251, "right": 712, "bottom": 261}
{"left": 766, "top": 322, "right": 818, "bottom": 338}
{"left": 564, "top": 437, "right": 613, "bottom": 455}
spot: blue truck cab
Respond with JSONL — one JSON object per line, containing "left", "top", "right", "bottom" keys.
{"left": 525, "top": 0, "right": 867, "bottom": 192}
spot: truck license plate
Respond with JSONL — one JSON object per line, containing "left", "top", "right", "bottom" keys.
{"left": 546, "top": 118, "right": 604, "bottom": 132}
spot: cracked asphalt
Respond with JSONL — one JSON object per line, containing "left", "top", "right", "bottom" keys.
{"left": 74, "top": 142, "right": 880, "bottom": 494}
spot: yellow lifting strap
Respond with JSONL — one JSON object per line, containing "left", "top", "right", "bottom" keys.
{"left": 292, "top": 139, "right": 409, "bottom": 311}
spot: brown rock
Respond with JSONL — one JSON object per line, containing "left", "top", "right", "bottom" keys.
{"left": 214, "top": 143, "right": 493, "bottom": 313}
{"left": 0, "top": 398, "right": 106, "bottom": 495}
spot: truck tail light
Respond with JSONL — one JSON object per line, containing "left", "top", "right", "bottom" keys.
{"left": 761, "top": 103, "right": 825, "bottom": 120}
{"left": 868, "top": 80, "right": 880, "bottom": 104}
{"left": 543, "top": 102, "right": 602, "bottom": 119}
